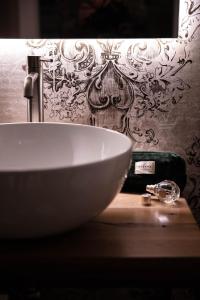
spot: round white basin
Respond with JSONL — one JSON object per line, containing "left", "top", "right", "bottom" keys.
{"left": 0, "top": 122, "right": 132, "bottom": 239}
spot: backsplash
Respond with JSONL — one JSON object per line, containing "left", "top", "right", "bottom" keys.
{"left": 0, "top": 0, "right": 200, "bottom": 221}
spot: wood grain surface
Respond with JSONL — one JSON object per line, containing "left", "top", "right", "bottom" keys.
{"left": 0, "top": 193, "right": 200, "bottom": 286}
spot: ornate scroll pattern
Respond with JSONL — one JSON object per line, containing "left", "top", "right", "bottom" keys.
{"left": 186, "top": 136, "right": 200, "bottom": 167}
{"left": 179, "top": 0, "right": 200, "bottom": 41}
{"left": 41, "top": 40, "right": 93, "bottom": 121}
{"left": 39, "top": 39, "right": 161, "bottom": 144}
{"left": 31, "top": 36, "right": 192, "bottom": 145}
{"left": 59, "top": 40, "right": 96, "bottom": 72}
{"left": 126, "top": 39, "right": 191, "bottom": 119}
{"left": 86, "top": 41, "right": 135, "bottom": 135}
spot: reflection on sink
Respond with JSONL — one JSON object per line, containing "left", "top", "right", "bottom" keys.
{"left": 0, "top": 122, "right": 132, "bottom": 239}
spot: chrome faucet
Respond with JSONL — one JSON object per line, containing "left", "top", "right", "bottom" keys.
{"left": 24, "top": 56, "right": 52, "bottom": 122}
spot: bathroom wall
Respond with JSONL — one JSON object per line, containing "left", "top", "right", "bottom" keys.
{"left": 0, "top": 0, "right": 199, "bottom": 221}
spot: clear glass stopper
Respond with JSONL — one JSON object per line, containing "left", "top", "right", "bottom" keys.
{"left": 146, "top": 180, "right": 180, "bottom": 205}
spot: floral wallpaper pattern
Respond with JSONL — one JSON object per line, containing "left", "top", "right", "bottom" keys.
{"left": 27, "top": 37, "right": 191, "bottom": 146}
{"left": 0, "top": 0, "right": 199, "bottom": 223}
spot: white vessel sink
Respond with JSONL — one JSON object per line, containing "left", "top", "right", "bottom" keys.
{"left": 0, "top": 123, "right": 132, "bottom": 239}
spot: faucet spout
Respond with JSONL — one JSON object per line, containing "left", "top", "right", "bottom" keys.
{"left": 24, "top": 72, "right": 39, "bottom": 99}
{"left": 24, "top": 56, "right": 53, "bottom": 122}
{"left": 24, "top": 56, "right": 43, "bottom": 122}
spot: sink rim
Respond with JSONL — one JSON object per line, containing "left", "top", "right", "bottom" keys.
{"left": 0, "top": 122, "right": 132, "bottom": 173}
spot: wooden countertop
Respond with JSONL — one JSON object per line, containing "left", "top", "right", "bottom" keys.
{"left": 1, "top": 193, "right": 200, "bottom": 287}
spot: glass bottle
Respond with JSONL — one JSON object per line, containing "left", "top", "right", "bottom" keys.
{"left": 146, "top": 180, "right": 180, "bottom": 205}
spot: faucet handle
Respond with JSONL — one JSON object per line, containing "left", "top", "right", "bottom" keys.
{"left": 40, "top": 57, "right": 53, "bottom": 63}
{"left": 27, "top": 56, "right": 53, "bottom": 70}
